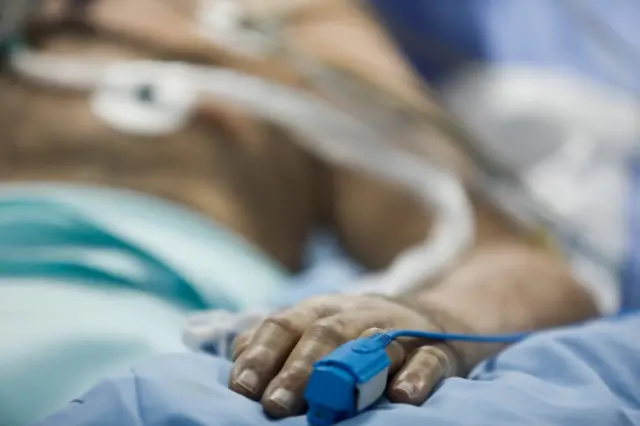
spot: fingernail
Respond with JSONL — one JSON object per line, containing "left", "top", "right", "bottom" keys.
{"left": 267, "top": 388, "right": 296, "bottom": 412}
{"left": 394, "top": 381, "right": 418, "bottom": 401}
{"left": 235, "top": 369, "right": 259, "bottom": 393}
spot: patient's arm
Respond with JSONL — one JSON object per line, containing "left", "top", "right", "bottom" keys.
{"left": 259, "top": 0, "right": 497, "bottom": 270}
{"left": 39, "top": 311, "right": 640, "bottom": 426}
{"left": 229, "top": 234, "right": 599, "bottom": 417}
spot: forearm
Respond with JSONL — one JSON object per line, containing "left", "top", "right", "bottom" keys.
{"left": 406, "top": 242, "right": 599, "bottom": 371}
{"left": 422, "top": 244, "right": 599, "bottom": 331}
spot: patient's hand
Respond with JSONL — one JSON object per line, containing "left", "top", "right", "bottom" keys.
{"left": 228, "top": 294, "right": 464, "bottom": 418}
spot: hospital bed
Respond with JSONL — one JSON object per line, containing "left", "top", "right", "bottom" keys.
{"left": 5, "top": 0, "right": 640, "bottom": 425}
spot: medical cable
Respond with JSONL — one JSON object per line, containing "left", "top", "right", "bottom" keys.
{"left": 188, "top": 63, "right": 474, "bottom": 296}
{"left": 200, "top": 0, "right": 447, "bottom": 151}
{"left": 223, "top": 0, "right": 638, "bottom": 279}
{"left": 303, "top": 328, "right": 530, "bottom": 426}
{"left": 199, "top": 0, "right": 607, "bottom": 267}
{"left": 3, "top": 1, "right": 474, "bottom": 357}
{"left": 9, "top": 48, "right": 475, "bottom": 298}
{"left": 4, "top": 5, "right": 638, "bottom": 424}
{"left": 4, "top": 0, "right": 474, "bottom": 297}
{"left": 304, "top": 302, "right": 640, "bottom": 426}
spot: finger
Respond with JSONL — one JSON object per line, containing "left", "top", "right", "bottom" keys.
{"left": 229, "top": 303, "right": 336, "bottom": 400}
{"left": 387, "top": 343, "right": 458, "bottom": 405}
{"left": 261, "top": 311, "right": 385, "bottom": 418}
{"left": 231, "top": 309, "right": 292, "bottom": 361}
{"left": 231, "top": 327, "right": 255, "bottom": 361}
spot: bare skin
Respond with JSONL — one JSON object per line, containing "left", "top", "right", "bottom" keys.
{"left": 3, "top": 0, "right": 475, "bottom": 272}
{"left": 3, "top": 0, "right": 600, "bottom": 418}
{"left": 3, "top": 0, "right": 327, "bottom": 271}
{"left": 230, "top": 245, "right": 598, "bottom": 417}
{"left": 222, "top": 0, "right": 600, "bottom": 418}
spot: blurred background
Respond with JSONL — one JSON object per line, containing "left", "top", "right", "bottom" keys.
{"left": 2, "top": 0, "right": 640, "bottom": 424}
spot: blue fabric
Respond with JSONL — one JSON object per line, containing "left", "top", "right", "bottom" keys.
{"left": 371, "top": 0, "right": 640, "bottom": 93}
{"left": 36, "top": 313, "right": 640, "bottom": 426}
{"left": 621, "top": 158, "right": 640, "bottom": 311}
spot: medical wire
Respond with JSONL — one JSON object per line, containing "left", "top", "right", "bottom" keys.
{"left": 214, "top": 4, "right": 590, "bottom": 219}
{"left": 6, "top": 0, "right": 637, "bottom": 311}
{"left": 226, "top": 0, "right": 640, "bottom": 318}
{"left": 200, "top": 0, "right": 640, "bottom": 283}
{"left": 229, "top": 0, "right": 631, "bottom": 283}
{"left": 304, "top": 311, "right": 639, "bottom": 426}
{"left": 385, "top": 329, "right": 528, "bottom": 343}
{"left": 2, "top": 0, "right": 475, "bottom": 294}
{"left": 8, "top": 48, "right": 475, "bottom": 296}
{"left": 303, "top": 327, "right": 530, "bottom": 426}
{"left": 363, "top": 0, "right": 640, "bottom": 275}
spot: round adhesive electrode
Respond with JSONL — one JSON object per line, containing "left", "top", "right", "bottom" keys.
{"left": 91, "top": 61, "right": 197, "bottom": 136}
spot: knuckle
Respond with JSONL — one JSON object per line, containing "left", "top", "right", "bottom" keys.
{"left": 415, "top": 345, "right": 451, "bottom": 371}
{"left": 262, "top": 313, "right": 303, "bottom": 335}
{"left": 299, "top": 296, "right": 344, "bottom": 316}
{"left": 267, "top": 360, "right": 313, "bottom": 395}
{"left": 363, "top": 327, "right": 384, "bottom": 336}
{"left": 307, "top": 317, "right": 348, "bottom": 347}
{"left": 238, "top": 345, "right": 272, "bottom": 368}
{"left": 231, "top": 334, "right": 251, "bottom": 359}
{"left": 282, "top": 360, "right": 314, "bottom": 379}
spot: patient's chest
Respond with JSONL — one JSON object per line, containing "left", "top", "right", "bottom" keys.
{"left": 0, "top": 7, "right": 462, "bottom": 274}
{"left": 0, "top": 67, "right": 325, "bottom": 271}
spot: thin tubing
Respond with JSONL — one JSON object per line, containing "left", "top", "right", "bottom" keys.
{"left": 10, "top": 50, "right": 475, "bottom": 296}
{"left": 386, "top": 329, "right": 530, "bottom": 344}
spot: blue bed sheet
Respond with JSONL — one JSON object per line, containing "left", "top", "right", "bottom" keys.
{"left": 36, "top": 313, "right": 640, "bottom": 426}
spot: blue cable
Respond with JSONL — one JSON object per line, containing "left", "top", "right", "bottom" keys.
{"left": 304, "top": 151, "right": 640, "bottom": 425}
{"left": 304, "top": 310, "right": 640, "bottom": 426}
{"left": 386, "top": 329, "right": 530, "bottom": 343}
{"left": 303, "top": 329, "right": 531, "bottom": 426}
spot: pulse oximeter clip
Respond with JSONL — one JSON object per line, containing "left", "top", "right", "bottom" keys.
{"left": 304, "top": 329, "right": 530, "bottom": 426}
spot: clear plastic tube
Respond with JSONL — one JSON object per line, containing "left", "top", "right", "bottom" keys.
{"left": 185, "top": 65, "right": 474, "bottom": 295}
{"left": 11, "top": 49, "right": 111, "bottom": 90}
{"left": 10, "top": 50, "right": 475, "bottom": 296}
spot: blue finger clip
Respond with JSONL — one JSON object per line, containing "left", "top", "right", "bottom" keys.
{"left": 304, "top": 329, "right": 530, "bottom": 426}
{"left": 304, "top": 334, "right": 393, "bottom": 426}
